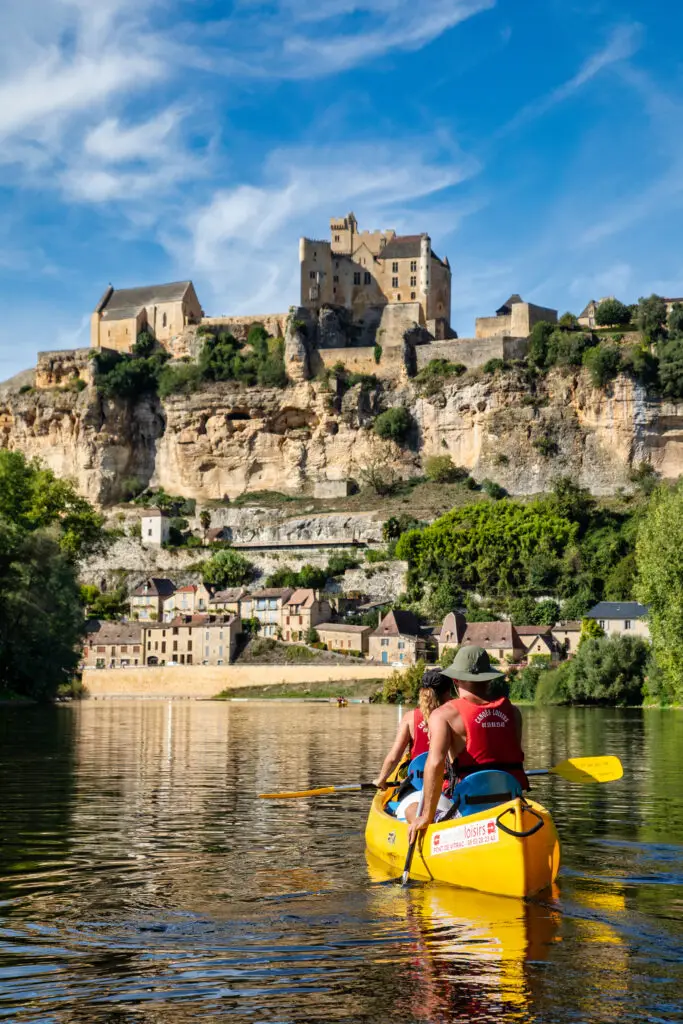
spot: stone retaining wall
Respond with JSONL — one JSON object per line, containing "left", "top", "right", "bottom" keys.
{"left": 415, "top": 336, "right": 528, "bottom": 370}
{"left": 84, "top": 663, "right": 393, "bottom": 698}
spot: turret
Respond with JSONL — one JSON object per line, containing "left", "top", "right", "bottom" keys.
{"left": 420, "top": 234, "right": 431, "bottom": 300}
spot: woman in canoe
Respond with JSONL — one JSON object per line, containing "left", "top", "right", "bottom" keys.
{"left": 373, "top": 668, "right": 453, "bottom": 820}
{"left": 408, "top": 645, "right": 528, "bottom": 842}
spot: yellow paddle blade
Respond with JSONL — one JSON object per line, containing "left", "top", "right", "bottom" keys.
{"left": 258, "top": 786, "right": 337, "bottom": 799}
{"left": 258, "top": 783, "right": 367, "bottom": 799}
{"left": 550, "top": 756, "right": 623, "bottom": 784}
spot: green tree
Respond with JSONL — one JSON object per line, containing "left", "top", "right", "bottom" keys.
{"left": 582, "top": 344, "right": 622, "bottom": 387}
{"left": 594, "top": 298, "right": 631, "bottom": 327}
{"left": 202, "top": 548, "right": 255, "bottom": 589}
{"left": 580, "top": 617, "right": 605, "bottom": 642}
{"left": 562, "top": 634, "right": 650, "bottom": 705}
{"left": 657, "top": 336, "right": 683, "bottom": 399}
{"left": 425, "top": 454, "right": 463, "bottom": 483}
{"left": 637, "top": 294, "right": 668, "bottom": 341}
{"left": 558, "top": 312, "right": 578, "bottom": 329}
{"left": 373, "top": 406, "right": 415, "bottom": 445}
{"left": 668, "top": 302, "right": 683, "bottom": 335}
{"left": 0, "top": 450, "right": 104, "bottom": 559}
{"left": 545, "top": 329, "right": 595, "bottom": 368}
{"left": 527, "top": 321, "right": 555, "bottom": 368}
{"left": 636, "top": 483, "right": 683, "bottom": 701}
{"left": 0, "top": 452, "right": 105, "bottom": 700}
{"left": 199, "top": 509, "right": 212, "bottom": 542}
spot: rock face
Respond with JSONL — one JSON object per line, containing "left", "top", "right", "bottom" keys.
{"left": 2, "top": 367, "right": 683, "bottom": 504}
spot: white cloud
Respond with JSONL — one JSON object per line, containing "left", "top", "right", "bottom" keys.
{"left": 189, "top": 0, "right": 496, "bottom": 79}
{"left": 173, "top": 141, "right": 478, "bottom": 315}
{"left": 499, "top": 23, "right": 642, "bottom": 136}
{"left": 0, "top": 53, "right": 162, "bottom": 142}
{"left": 84, "top": 110, "right": 182, "bottom": 164}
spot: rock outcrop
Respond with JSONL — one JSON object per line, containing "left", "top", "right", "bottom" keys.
{"left": 2, "top": 366, "right": 682, "bottom": 505}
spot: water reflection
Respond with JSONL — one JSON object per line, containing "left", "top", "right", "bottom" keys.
{"left": 0, "top": 702, "right": 682, "bottom": 1022}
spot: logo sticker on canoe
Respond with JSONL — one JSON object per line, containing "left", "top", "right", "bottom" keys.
{"left": 431, "top": 817, "right": 499, "bottom": 856}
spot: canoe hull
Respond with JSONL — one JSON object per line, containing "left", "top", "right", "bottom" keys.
{"left": 365, "top": 791, "right": 560, "bottom": 898}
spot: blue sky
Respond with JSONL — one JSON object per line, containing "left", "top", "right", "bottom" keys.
{"left": 1, "top": 0, "right": 683, "bottom": 380}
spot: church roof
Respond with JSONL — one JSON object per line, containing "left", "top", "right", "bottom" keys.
{"left": 98, "top": 281, "right": 193, "bottom": 321}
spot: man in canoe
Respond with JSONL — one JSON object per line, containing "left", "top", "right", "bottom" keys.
{"left": 408, "top": 645, "right": 528, "bottom": 842}
{"left": 373, "top": 668, "right": 452, "bottom": 821}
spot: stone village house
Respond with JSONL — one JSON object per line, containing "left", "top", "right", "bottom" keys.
{"left": 162, "top": 584, "right": 212, "bottom": 621}
{"left": 143, "top": 614, "right": 240, "bottom": 666}
{"left": 437, "top": 613, "right": 526, "bottom": 664}
{"left": 130, "top": 578, "right": 176, "bottom": 622}
{"left": 316, "top": 623, "right": 373, "bottom": 655}
{"left": 281, "top": 589, "right": 332, "bottom": 642}
{"left": 83, "top": 621, "right": 144, "bottom": 669}
{"left": 587, "top": 602, "right": 650, "bottom": 640}
{"left": 240, "top": 589, "right": 294, "bottom": 639}
{"left": 368, "top": 610, "right": 426, "bottom": 666}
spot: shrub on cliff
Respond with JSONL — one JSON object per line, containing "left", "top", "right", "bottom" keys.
{"left": 158, "top": 362, "right": 202, "bottom": 397}
{"left": 94, "top": 348, "right": 169, "bottom": 400}
{"left": 373, "top": 406, "right": 415, "bottom": 445}
{"left": 201, "top": 547, "right": 256, "bottom": 589}
{"left": 425, "top": 454, "right": 466, "bottom": 484}
{"left": 582, "top": 344, "right": 622, "bottom": 388}
{"left": 414, "top": 358, "right": 466, "bottom": 396}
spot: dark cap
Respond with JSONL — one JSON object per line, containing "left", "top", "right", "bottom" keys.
{"left": 440, "top": 645, "right": 504, "bottom": 682}
{"left": 420, "top": 667, "right": 452, "bottom": 691}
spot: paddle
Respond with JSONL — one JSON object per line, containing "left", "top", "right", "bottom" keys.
{"left": 401, "top": 792, "right": 424, "bottom": 887}
{"left": 526, "top": 755, "right": 623, "bottom": 784}
{"left": 258, "top": 782, "right": 382, "bottom": 799}
{"left": 258, "top": 756, "right": 623, "bottom": 800}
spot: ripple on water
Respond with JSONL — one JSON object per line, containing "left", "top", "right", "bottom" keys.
{"left": 1, "top": 703, "right": 683, "bottom": 1023}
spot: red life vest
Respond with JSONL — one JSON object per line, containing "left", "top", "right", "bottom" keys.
{"left": 452, "top": 696, "right": 528, "bottom": 790}
{"left": 410, "top": 708, "right": 430, "bottom": 759}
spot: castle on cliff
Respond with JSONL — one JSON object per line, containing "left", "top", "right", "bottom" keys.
{"left": 299, "top": 213, "right": 453, "bottom": 340}
{"left": 32, "top": 214, "right": 559, "bottom": 389}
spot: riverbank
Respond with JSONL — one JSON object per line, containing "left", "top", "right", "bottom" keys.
{"left": 82, "top": 663, "right": 394, "bottom": 699}
{"left": 213, "top": 678, "right": 383, "bottom": 700}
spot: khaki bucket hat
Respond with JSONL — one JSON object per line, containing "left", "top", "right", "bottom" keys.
{"left": 440, "top": 645, "right": 504, "bottom": 682}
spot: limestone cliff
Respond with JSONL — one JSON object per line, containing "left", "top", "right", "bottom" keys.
{"left": 1, "top": 367, "right": 682, "bottom": 504}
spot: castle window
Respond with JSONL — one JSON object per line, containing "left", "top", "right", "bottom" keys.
{"left": 310, "top": 271, "right": 316, "bottom": 279}
{"left": 411, "top": 292, "right": 416, "bottom": 300}
{"left": 333, "top": 287, "right": 337, "bottom": 295}
{"left": 392, "top": 262, "right": 399, "bottom": 273}
{"left": 353, "top": 272, "right": 361, "bottom": 285}
{"left": 392, "top": 277, "right": 399, "bottom": 288}
{"left": 410, "top": 260, "right": 417, "bottom": 272}
{"left": 334, "top": 235, "right": 340, "bottom": 242}
{"left": 364, "top": 272, "right": 371, "bottom": 285}
{"left": 333, "top": 275, "right": 339, "bottom": 283}
{"left": 410, "top": 276, "right": 417, "bottom": 287}
{"left": 335, "top": 261, "right": 339, "bottom": 269}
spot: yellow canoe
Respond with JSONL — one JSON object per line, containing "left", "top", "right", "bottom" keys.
{"left": 365, "top": 788, "right": 561, "bottom": 898}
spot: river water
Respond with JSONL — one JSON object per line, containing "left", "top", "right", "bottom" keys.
{"left": 1, "top": 701, "right": 682, "bottom": 1023}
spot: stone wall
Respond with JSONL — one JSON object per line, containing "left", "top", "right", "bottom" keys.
{"left": 83, "top": 662, "right": 393, "bottom": 699}
{"left": 415, "top": 336, "right": 528, "bottom": 370}
{"left": 312, "top": 346, "right": 406, "bottom": 379}
{"left": 35, "top": 348, "right": 95, "bottom": 389}
{"left": 200, "top": 314, "right": 288, "bottom": 341}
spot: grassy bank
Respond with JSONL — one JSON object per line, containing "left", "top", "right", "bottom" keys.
{"left": 213, "top": 678, "right": 385, "bottom": 700}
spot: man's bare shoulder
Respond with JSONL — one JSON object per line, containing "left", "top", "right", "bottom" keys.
{"left": 429, "top": 701, "right": 460, "bottom": 728}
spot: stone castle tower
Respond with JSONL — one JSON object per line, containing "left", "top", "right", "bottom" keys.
{"left": 299, "top": 213, "right": 452, "bottom": 338}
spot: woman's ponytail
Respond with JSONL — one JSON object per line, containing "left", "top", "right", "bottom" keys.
{"left": 418, "top": 686, "right": 441, "bottom": 723}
